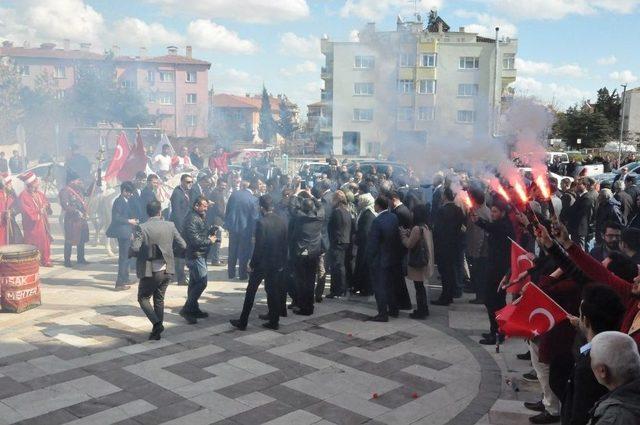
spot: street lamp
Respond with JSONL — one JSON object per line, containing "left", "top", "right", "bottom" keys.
{"left": 618, "top": 84, "right": 628, "bottom": 167}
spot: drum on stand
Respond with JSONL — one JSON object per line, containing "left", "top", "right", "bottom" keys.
{"left": 0, "top": 244, "right": 42, "bottom": 313}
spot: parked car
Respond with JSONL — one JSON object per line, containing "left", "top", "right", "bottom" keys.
{"left": 348, "top": 161, "right": 410, "bottom": 178}
{"left": 594, "top": 162, "right": 640, "bottom": 185}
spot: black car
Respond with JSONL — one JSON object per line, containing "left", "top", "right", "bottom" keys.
{"left": 348, "top": 161, "right": 409, "bottom": 178}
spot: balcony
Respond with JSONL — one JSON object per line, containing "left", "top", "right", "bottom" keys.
{"left": 321, "top": 90, "right": 332, "bottom": 101}
{"left": 321, "top": 67, "right": 332, "bottom": 80}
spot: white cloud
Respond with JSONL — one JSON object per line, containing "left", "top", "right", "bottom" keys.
{"left": 112, "top": 18, "right": 183, "bottom": 49}
{"left": 279, "top": 32, "right": 321, "bottom": 59}
{"left": 515, "top": 58, "right": 587, "bottom": 78}
{"left": 349, "top": 29, "right": 360, "bottom": 42}
{"left": 511, "top": 77, "right": 591, "bottom": 108}
{"left": 489, "top": 0, "right": 640, "bottom": 20}
{"left": 609, "top": 70, "right": 638, "bottom": 84}
{"left": 211, "top": 67, "right": 262, "bottom": 95}
{"left": 146, "top": 0, "right": 309, "bottom": 23}
{"left": 597, "top": 55, "right": 618, "bottom": 65}
{"left": 454, "top": 11, "right": 518, "bottom": 38}
{"left": 340, "top": 0, "right": 443, "bottom": 21}
{"left": 187, "top": 20, "right": 257, "bottom": 54}
{"left": 280, "top": 60, "right": 318, "bottom": 77}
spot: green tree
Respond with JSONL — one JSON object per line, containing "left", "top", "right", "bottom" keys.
{"left": 0, "top": 59, "right": 24, "bottom": 142}
{"left": 258, "top": 86, "right": 276, "bottom": 145}
{"left": 277, "top": 94, "right": 298, "bottom": 141}
{"left": 554, "top": 106, "right": 612, "bottom": 148}
{"left": 594, "top": 87, "right": 621, "bottom": 137}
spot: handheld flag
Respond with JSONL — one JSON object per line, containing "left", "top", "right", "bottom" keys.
{"left": 507, "top": 239, "right": 534, "bottom": 294}
{"left": 104, "top": 132, "right": 130, "bottom": 182}
{"left": 118, "top": 130, "right": 147, "bottom": 181}
{"left": 496, "top": 283, "right": 568, "bottom": 339}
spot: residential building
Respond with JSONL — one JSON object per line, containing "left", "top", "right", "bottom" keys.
{"left": 319, "top": 12, "right": 518, "bottom": 156}
{"left": 622, "top": 87, "right": 640, "bottom": 142}
{"left": 0, "top": 41, "right": 211, "bottom": 138}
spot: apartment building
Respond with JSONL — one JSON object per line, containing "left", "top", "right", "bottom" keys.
{"left": 320, "top": 13, "right": 518, "bottom": 156}
{"left": 622, "top": 87, "right": 640, "bottom": 142}
{"left": 0, "top": 41, "right": 211, "bottom": 139}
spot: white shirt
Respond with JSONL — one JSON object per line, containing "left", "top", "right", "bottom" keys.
{"left": 173, "top": 155, "right": 192, "bottom": 172}
{"left": 153, "top": 154, "right": 172, "bottom": 172}
{"left": 151, "top": 259, "right": 167, "bottom": 272}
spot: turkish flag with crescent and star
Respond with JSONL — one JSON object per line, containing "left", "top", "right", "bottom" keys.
{"left": 117, "top": 131, "right": 147, "bottom": 181}
{"left": 104, "top": 132, "right": 130, "bottom": 182}
{"left": 507, "top": 240, "right": 535, "bottom": 294}
{"left": 496, "top": 283, "right": 568, "bottom": 339}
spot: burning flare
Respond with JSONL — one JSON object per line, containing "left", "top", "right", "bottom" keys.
{"left": 535, "top": 174, "right": 551, "bottom": 200}
{"left": 513, "top": 181, "right": 528, "bottom": 204}
{"left": 459, "top": 190, "right": 473, "bottom": 209}
{"left": 489, "top": 178, "right": 511, "bottom": 203}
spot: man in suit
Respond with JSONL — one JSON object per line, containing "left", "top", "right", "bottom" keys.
{"left": 131, "top": 200, "right": 186, "bottom": 340}
{"left": 567, "top": 177, "right": 596, "bottom": 250}
{"left": 315, "top": 179, "right": 334, "bottom": 302}
{"left": 230, "top": 195, "right": 288, "bottom": 330}
{"left": 224, "top": 180, "right": 258, "bottom": 280}
{"left": 140, "top": 174, "right": 161, "bottom": 223}
{"left": 180, "top": 196, "right": 217, "bottom": 324}
{"left": 389, "top": 190, "right": 413, "bottom": 310}
{"left": 170, "top": 173, "right": 194, "bottom": 285}
{"left": 207, "top": 180, "right": 226, "bottom": 266}
{"left": 613, "top": 181, "right": 633, "bottom": 225}
{"left": 367, "top": 197, "right": 402, "bottom": 322}
{"left": 0, "top": 152, "right": 8, "bottom": 173}
{"left": 106, "top": 181, "right": 138, "bottom": 290}
{"left": 8, "top": 150, "right": 23, "bottom": 174}
{"left": 327, "top": 190, "right": 351, "bottom": 298}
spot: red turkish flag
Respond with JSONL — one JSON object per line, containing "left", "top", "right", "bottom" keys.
{"left": 104, "top": 132, "right": 130, "bottom": 182}
{"left": 117, "top": 131, "right": 147, "bottom": 181}
{"left": 496, "top": 283, "right": 568, "bottom": 339}
{"left": 507, "top": 240, "right": 535, "bottom": 294}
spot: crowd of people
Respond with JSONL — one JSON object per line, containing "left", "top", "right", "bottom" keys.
{"left": 2, "top": 143, "right": 640, "bottom": 425}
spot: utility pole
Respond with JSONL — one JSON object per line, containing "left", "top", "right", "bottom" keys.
{"left": 618, "top": 84, "right": 628, "bottom": 167}
{"left": 492, "top": 27, "right": 500, "bottom": 137}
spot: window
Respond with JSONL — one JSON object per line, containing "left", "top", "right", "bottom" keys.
{"left": 418, "top": 79, "right": 436, "bottom": 94}
{"left": 421, "top": 53, "right": 437, "bottom": 68}
{"left": 459, "top": 57, "right": 480, "bottom": 69}
{"left": 457, "top": 110, "right": 476, "bottom": 123}
{"left": 186, "top": 71, "right": 197, "bottom": 83}
{"left": 397, "top": 107, "right": 413, "bottom": 121}
{"left": 458, "top": 84, "right": 479, "bottom": 97}
{"left": 354, "top": 55, "right": 374, "bottom": 69}
{"left": 418, "top": 107, "right": 435, "bottom": 121}
{"left": 55, "top": 90, "right": 65, "bottom": 100}
{"left": 54, "top": 66, "right": 66, "bottom": 78}
{"left": 186, "top": 93, "right": 197, "bottom": 104}
{"left": 147, "top": 92, "right": 156, "bottom": 103}
{"left": 147, "top": 70, "right": 155, "bottom": 82}
{"left": 158, "top": 92, "right": 174, "bottom": 105}
{"left": 397, "top": 79, "right": 415, "bottom": 94}
{"left": 503, "top": 53, "right": 515, "bottom": 70}
{"left": 354, "top": 82, "right": 374, "bottom": 96}
{"left": 120, "top": 80, "right": 135, "bottom": 89}
{"left": 399, "top": 53, "right": 416, "bottom": 67}
{"left": 17, "top": 65, "right": 29, "bottom": 76}
{"left": 159, "top": 71, "right": 174, "bottom": 82}
{"left": 353, "top": 108, "right": 373, "bottom": 121}
{"left": 186, "top": 115, "right": 197, "bottom": 127}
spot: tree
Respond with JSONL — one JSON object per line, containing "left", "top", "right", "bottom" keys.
{"left": 277, "top": 94, "right": 299, "bottom": 141}
{"left": 594, "top": 87, "right": 621, "bottom": 138}
{"left": 0, "top": 59, "right": 24, "bottom": 142}
{"left": 554, "top": 106, "right": 612, "bottom": 148}
{"left": 258, "top": 86, "right": 276, "bottom": 145}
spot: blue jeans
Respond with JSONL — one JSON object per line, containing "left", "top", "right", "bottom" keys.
{"left": 116, "top": 238, "right": 131, "bottom": 286}
{"left": 183, "top": 257, "right": 208, "bottom": 314}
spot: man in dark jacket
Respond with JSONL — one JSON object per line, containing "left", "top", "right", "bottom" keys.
{"left": 625, "top": 175, "right": 640, "bottom": 215}
{"left": 170, "top": 174, "right": 194, "bottom": 285}
{"left": 139, "top": 174, "right": 161, "bottom": 223}
{"left": 588, "top": 331, "right": 640, "bottom": 425}
{"left": 290, "top": 194, "right": 324, "bottom": 315}
{"left": 367, "top": 197, "right": 403, "bottom": 322}
{"left": 224, "top": 180, "right": 258, "bottom": 280}
{"left": 567, "top": 178, "right": 596, "bottom": 250}
{"left": 180, "top": 196, "right": 217, "bottom": 324}
{"left": 207, "top": 180, "right": 227, "bottom": 266}
{"left": 589, "top": 222, "right": 623, "bottom": 262}
{"left": 389, "top": 190, "right": 413, "bottom": 310}
{"left": 230, "top": 195, "right": 288, "bottom": 330}
{"left": 327, "top": 190, "right": 352, "bottom": 298}
{"left": 471, "top": 200, "right": 514, "bottom": 345}
{"left": 613, "top": 181, "right": 633, "bottom": 225}
{"left": 315, "top": 179, "right": 334, "bottom": 302}
{"left": 106, "top": 181, "right": 138, "bottom": 290}
{"left": 131, "top": 200, "right": 186, "bottom": 340}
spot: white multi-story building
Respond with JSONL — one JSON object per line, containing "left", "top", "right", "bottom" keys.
{"left": 622, "top": 87, "right": 640, "bottom": 142}
{"left": 319, "top": 13, "right": 518, "bottom": 156}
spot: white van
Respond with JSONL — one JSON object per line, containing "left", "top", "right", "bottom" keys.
{"left": 546, "top": 152, "right": 569, "bottom": 165}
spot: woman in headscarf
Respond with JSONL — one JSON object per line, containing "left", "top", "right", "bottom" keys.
{"left": 353, "top": 193, "right": 376, "bottom": 296}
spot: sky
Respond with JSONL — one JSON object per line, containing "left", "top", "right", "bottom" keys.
{"left": 1, "top": 0, "right": 639, "bottom": 114}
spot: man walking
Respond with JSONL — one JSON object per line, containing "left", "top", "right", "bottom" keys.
{"left": 59, "top": 171, "right": 90, "bottom": 267}
{"left": 131, "top": 200, "right": 186, "bottom": 340}
{"left": 170, "top": 174, "right": 193, "bottom": 285}
{"left": 230, "top": 195, "right": 288, "bottom": 330}
{"left": 224, "top": 180, "right": 258, "bottom": 280}
{"left": 180, "top": 196, "right": 217, "bottom": 324}
{"left": 327, "top": 190, "right": 351, "bottom": 298}
{"left": 106, "top": 181, "right": 138, "bottom": 290}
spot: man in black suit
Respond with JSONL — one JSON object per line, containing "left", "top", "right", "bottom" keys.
{"left": 140, "top": 174, "right": 161, "bottom": 223}
{"left": 230, "top": 195, "right": 288, "bottom": 330}
{"left": 327, "top": 190, "right": 352, "bottom": 298}
{"left": 170, "top": 174, "right": 194, "bottom": 285}
{"left": 106, "top": 181, "right": 138, "bottom": 290}
{"left": 389, "top": 190, "right": 413, "bottom": 310}
{"left": 567, "top": 177, "right": 596, "bottom": 250}
{"left": 613, "top": 180, "right": 633, "bottom": 225}
{"left": 224, "top": 180, "right": 259, "bottom": 280}
{"left": 366, "top": 197, "right": 402, "bottom": 322}
{"left": 315, "top": 179, "right": 334, "bottom": 302}
{"left": 625, "top": 175, "right": 640, "bottom": 216}
{"left": 131, "top": 200, "right": 186, "bottom": 340}
{"left": 207, "top": 180, "right": 227, "bottom": 265}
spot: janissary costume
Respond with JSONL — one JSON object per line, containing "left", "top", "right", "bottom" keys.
{"left": 0, "top": 174, "right": 23, "bottom": 246}
{"left": 59, "top": 171, "right": 90, "bottom": 266}
{"left": 19, "top": 171, "right": 52, "bottom": 266}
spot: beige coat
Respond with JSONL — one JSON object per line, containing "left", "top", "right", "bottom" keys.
{"left": 401, "top": 224, "right": 435, "bottom": 282}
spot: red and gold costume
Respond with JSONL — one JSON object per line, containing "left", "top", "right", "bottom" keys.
{"left": 18, "top": 172, "right": 52, "bottom": 266}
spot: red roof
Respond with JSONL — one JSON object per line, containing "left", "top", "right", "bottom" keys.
{"left": 212, "top": 93, "right": 280, "bottom": 110}
{"left": 117, "top": 54, "right": 210, "bottom": 66}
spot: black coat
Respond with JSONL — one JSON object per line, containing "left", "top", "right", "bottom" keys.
{"left": 250, "top": 212, "right": 288, "bottom": 271}
{"left": 615, "top": 190, "right": 634, "bottom": 224}
{"left": 562, "top": 350, "right": 608, "bottom": 425}
{"left": 567, "top": 192, "right": 596, "bottom": 237}
{"left": 355, "top": 209, "right": 375, "bottom": 249}
{"left": 367, "top": 210, "right": 402, "bottom": 269}
{"left": 290, "top": 199, "right": 325, "bottom": 258}
{"left": 170, "top": 186, "right": 192, "bottom": 234}
{"left": 392, "top": 203, "right": 413, "bottom": 229}
{"left": 139, "top": 186, "right": 159, "bottom": 223}
{"left": 476, "top": 215, "right": 514, "bottom": 284}
{"left": 106, "top": 195, "right": 135, "bottom": 239}
{"left": 433, "top": 202, "right": 465, "bottom": 259}
{"left": 328, "top": 206, "right": 352, "bottom": 246}
{"left": 183, "top": 211, "right": 212, "bottom": 259}
{"left": 320, "top": 191, "right": 334, "bottom": 252}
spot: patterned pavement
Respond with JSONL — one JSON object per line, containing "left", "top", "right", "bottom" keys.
{"left": 0, "top": 216, "right": 527, "bottom": 425}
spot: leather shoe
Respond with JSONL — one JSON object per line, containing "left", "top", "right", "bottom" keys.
{"left": 262, "top": 322, "right": 279, "bottom": 330}
{"left": 193, "top": 311, "right": 209, "bottom": 319}
{"left": 524, "top": 400, "right": 545, "bottom": 412}
{"left": 367, "top": 315, "right": 389, "bottom": 322}
{"left": 469, "top": 298, "right": 484, "bottom": 305}
{"left": 229, "top": 319, "right": 247, "bottom": 331}
{"left": 479, "top": 334, "right": 505, "bottom": 345}
{"left": 431, "top": 299, "right": 451, "bottom": 306}
{"left": 287, "top": 304, "right": 297, "bottom": 310}
{"left": 389, "top": 311, "right": 399, "bottom": 318}
{"left": 293, "top": 308, "right": 313, "bottom": 316}
{"left": 315, "top": 296, "right": 323, "bottom": 303}
{"left": 64, "top": 261, "right": 73, "bottom": 268}
{"left": 179, "top": 310, "right": 197, "bottom": 324}
{"left": 409, "top": 310, "right": 428, "bottom": 320}
{"left": 258, "top": 313, "right": 270, "bottom": 321}
{"left": 529, "top": 410, "right": 560, "bottom": 424}
{"left": 517, "top": 351, "right": 532, "bottom": 361}
{"left": 77, "top": 260, "right": 90, "bottom": 265}
{"left": 114, "top": 285, "right": 130, "bottom": 291}
{"left": 325, "top": 293, "right": 341, "bottom": 299}
{"left": 149, "top": 323, "right": 164, "bottom": 340}
{"left": 482, "top": 332, "right": 494, "bottom": 339}
{"left": 523, "top": 371, "right": 538, "bottom": 382}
